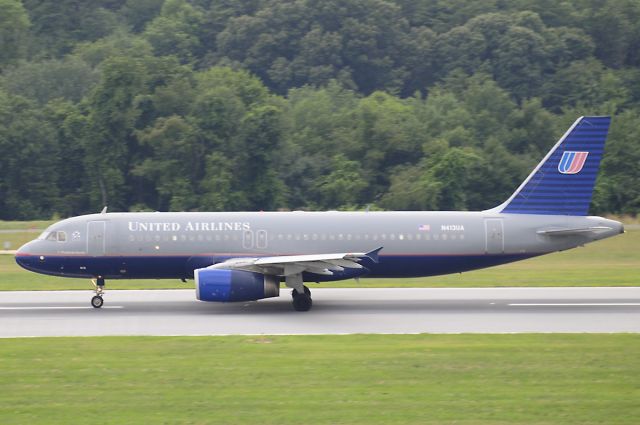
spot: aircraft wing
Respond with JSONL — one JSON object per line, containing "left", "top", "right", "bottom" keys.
{"left": 207, "top": 247, "right": 382, "bottom": 277}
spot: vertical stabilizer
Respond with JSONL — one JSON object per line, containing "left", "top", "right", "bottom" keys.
{"left": 498, "top": 116, "right": 610, "bottom": 216}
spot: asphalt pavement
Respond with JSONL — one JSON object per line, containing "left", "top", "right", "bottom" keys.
{"left": 1, "top": 287, "right": 639, "bottom": 337}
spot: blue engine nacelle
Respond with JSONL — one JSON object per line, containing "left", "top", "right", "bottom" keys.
{"left": 195, "top": 268, "right": 280, "bottom": 302}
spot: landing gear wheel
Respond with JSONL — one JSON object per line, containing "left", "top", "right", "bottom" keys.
{"left": 292, "top": 287, "right": 312, "bottom": 311}
{"left": 91, "top": 295, "right": 104, "bottom": 309}
{"left": 90, "top": 277, "right": 106, "bottom": 309}
{"left": 291, "top": 285, "right": 311, "bottom": 298}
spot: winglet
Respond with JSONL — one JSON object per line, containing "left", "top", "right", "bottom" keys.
{"left": 365, "top": 247, "right": 383, "bottom": 263}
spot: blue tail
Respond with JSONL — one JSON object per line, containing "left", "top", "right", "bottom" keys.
{"left": 499, "top": 116, "right": 611, "bottom": 216}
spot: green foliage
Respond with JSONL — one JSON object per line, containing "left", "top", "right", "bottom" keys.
{"left": 143, "top": 0, "right": 205, "bottom": 62}
{"left": 315, "top": 154, "right": 367, "bottom": 208}
{"left": 1, "top": 57, "right": 99, "bottom": 105}
{"left": 0, "top": 91, "right": 59, "bottom": 219}
{"left": 0, "top": 0, "right": 30, "bottom": 68}
{"left": 0, "top": 0, "right": 639, "bottom": 218}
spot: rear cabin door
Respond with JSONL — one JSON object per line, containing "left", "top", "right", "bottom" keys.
{"left": 484, "top": 218, "right": 504, "bottom": 254}
{"left": 87, "top": 221, "right": 106, "bottom": 256}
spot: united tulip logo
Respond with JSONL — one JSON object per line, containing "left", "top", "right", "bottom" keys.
{"left": 558, "top": 151, "right": 589, "bottom": 174}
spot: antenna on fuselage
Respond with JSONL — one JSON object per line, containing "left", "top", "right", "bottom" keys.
{"left": 100, "top": 206, "right": 108, "bottom": 214}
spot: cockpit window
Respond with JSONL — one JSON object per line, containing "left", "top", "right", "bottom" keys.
{"left": 44, "top": 231, "right": 67, "bottom": 242}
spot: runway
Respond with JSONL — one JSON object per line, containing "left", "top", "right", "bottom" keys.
{"left": 1, "top": 287, "right": 639, "bottom": 337}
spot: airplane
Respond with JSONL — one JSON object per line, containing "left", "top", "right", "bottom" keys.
{"left": 15, "top": 116, "right": 624, "bottom": 311}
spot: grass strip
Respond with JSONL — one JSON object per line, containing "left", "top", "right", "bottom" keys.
{"left": 0, "top": 334, "right": 638, "bottom": 424}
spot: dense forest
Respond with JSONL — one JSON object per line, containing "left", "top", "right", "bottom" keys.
{"left": 1, "top": 0, "right": 639, "bottom": 219}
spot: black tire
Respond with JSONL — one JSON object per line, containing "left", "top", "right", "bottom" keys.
{"left": 291, "top": 286, "right": 311, "bottom": 298}
{"left": 292, "top": 293, "right": 312, "bottom": 311}
{"left": 91, "top": 295, "right": 104, "bottom": 309}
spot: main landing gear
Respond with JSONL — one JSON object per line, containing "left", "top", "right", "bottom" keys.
{"left": 90, "top": 277, "right": 105, "bottom": 308}
{"left": 286, "top": 271, "right": 312, "bottom": 311}
{"left": 292, "top": 286, "right": 312, "bottom": 312}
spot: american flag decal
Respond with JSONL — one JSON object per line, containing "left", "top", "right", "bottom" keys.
{"left": 418, "top": 224, "right": 430, "bottom": 231}
{"left": 558, "top": 151, "right": 589, "bottom": 174}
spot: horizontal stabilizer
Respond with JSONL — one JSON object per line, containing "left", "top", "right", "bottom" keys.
{"left": 536, "top": 226, "right": 613, "bottom": 236}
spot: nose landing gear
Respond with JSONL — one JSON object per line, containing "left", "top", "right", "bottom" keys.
{"left": 90, "top": 277, "right": 105, "bottom": 308}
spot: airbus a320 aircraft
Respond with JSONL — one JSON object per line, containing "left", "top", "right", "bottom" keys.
{"left": 16, "top": 116, "right": 623, "bottom": 311}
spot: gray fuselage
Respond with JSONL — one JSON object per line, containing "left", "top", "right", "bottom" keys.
{"left": 15, "top": 211, "right": 624, "bottom": 281}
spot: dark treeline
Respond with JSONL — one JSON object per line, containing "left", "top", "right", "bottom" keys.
{"left": 1, "top": 0, "right": 639, "bottom": 219}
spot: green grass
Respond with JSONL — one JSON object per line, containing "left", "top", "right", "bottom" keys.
{"left": 0, "top": 232, "right": 41, "bottom": 250}
{"left": 0, "top": 220, "right": 53, "bottom": 231}
{"left": 0, "top": 334, "right": 638, "bottom": 424}
{"left": 1, "top": 228, "right": 638, "bottom": 290}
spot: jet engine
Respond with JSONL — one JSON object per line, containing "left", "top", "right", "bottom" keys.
{"left": 195, "top": 268, "right": 280, "bottom": 302}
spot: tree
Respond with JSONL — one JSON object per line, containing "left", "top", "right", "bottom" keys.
{"left": 133, "top": 115, "right": 199, "bottom": 210}
{"left": 0, "top": 91, "right": 60, "bottom": 219}
{"left": 2, "top": 56, "right": 99, "bottom": 105}
{"left": 0, "top": 0, "right": 30, "bottom": 68}
{"left": 593, "top": 110, "right": 640, "bottom": 214}
{"left": 238, "top": 104, "right": 286, "bottom": 210}
{"left": 352, "top": 91, "right": 425, "bottom": 199}
{"left": 83, "top": 56, "right": 148, "bottom": 209}
{"left": 120, "top": 0, "right": 164, "bottom": 32}
{"left": 541, "top": 58, "right": 629, "bottom": 112}
{"left": 23, "top": 0, "right": 123, "bottom": 55}
{"left": 143, "top": 0, "right": 205, "bottom": 63}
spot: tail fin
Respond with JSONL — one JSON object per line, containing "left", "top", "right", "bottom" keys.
{"left": 498, "top": 116, "right": 611, "bottom": 216}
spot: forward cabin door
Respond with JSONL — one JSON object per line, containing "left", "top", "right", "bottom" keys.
{"left": 484, "top": 218, "right": 504, "bottom": 254}
{"left": 87, "top": 221, "right": 106, "bottom": 256}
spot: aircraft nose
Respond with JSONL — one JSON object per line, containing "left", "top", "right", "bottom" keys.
{"left": 15, "top": 241, "right": 37, "bottom": 270}
{"left": 16, "top": 241, "right": 33, "bottom": 256}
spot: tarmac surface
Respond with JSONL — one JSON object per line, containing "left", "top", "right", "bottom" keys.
{"left": 1, "top": 287, "right": 639, "bottom": 337}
